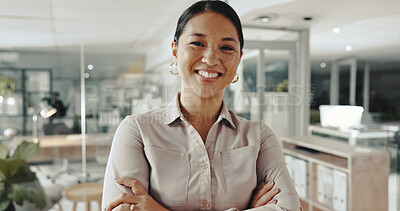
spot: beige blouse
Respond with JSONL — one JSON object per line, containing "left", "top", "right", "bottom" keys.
{"left": 102, "top": 94, "right": 301, "bottom": 211}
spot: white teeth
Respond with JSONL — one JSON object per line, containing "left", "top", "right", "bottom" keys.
{"left": 198, "top": 70, "right": 219, "bottom": 78}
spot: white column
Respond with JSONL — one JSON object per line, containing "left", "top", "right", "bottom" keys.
{"left": 288, "top": 30, "right": 310, "bottom": 136}
{"left": 330, "top": 62, "right": 339, "bottom": 105}
{"left": 80, "top": 43, "right": 87, "bottom": 182}
{"left": 256, "top": 49, "right": 265, "bottom": 121}
{"left": 349, "top": 59, "right": 357, "bottom": 105}
{"left": 288, "top": 45, "right": 297, "bottom": 136}
{"left": 363, "top": 63, "right": 370, "bottom": 112}
{"left": 298, "top": 30, "right": 311, "bottom": 136}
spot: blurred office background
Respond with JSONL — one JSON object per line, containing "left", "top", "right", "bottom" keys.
{"left": 0, "top": 0, "right": 399, "bottom": 210}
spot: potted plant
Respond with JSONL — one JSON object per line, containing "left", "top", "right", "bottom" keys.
{"left": 0, "top": 141, "right": 46, "bottom": 211}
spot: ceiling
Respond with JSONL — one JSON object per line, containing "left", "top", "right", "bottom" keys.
{"left": 239, "top": 0, "right": 400, "bottom": 61}
{"left": 0, "top": 0, "right": 399, "bottom": 76}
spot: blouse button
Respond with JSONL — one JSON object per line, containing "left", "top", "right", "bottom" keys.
{"left": 202, "top": 200, "right": 210, "bottom": 207}
{"left": 203, "top": 163, "right": 208, "bottom": 169}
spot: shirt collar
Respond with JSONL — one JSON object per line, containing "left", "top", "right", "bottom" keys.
{"left": 163, "top": 93, "right": 236, "bottom": 129}
{"left": 217, "top": 100, "right": 236, "bottom": 129}
{"left": 164, "top": 93, "right": 182, "bottom": 125}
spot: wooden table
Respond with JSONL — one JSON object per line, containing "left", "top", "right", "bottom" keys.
{"left": 64, "top": 182, "right": 103, "bottom": 211}
{"left": 10, "top": 134, "right": 113, "bottom": 163}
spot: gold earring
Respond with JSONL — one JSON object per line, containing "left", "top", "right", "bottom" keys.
{"left": 231, "top": 74, "right": 239, "bottom": 83}
{"left": 169, "top": 62, "right": 179, "bottom": 75}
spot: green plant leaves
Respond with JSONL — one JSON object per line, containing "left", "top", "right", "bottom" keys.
{"left": 0, "top": 76, "right": 17, "bottom": 95}
{"left": 9, "top": 164, "right": 36, "bottom": 184}
{"left": 0, "top": 160, "right": 6, "bottom": 181}
{"left": 11, "top": 141, "right": 38, "bottom": 160}
{"left": 0, "top": 185, "right": 11, "bottom": 211}
{"left": 0, "top": 143, "right": 7, "bottom": 159}
{"left": 0, "top": 159, "right": 25, "bottom": 181}
{"left": 8, "top": 184, "right": 46, "bottom": 209}
{"left": 0, "top": 141, "right": 45, "bottom": 210}
{"left": 0, "top": 199, "right": 12, "bottom": 211}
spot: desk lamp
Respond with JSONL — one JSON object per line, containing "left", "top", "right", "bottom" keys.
{"left": 32, "top": 101, "right": 57, "bottom": 143}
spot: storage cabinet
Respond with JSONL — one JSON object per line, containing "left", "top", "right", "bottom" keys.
{"left": 281, "top": 136, "right": 389, "bottom": 211}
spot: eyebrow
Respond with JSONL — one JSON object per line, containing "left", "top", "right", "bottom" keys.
{"left": 190, "top": 33, "right": 206, "bottom": 37}
{"left": 222, "top": 37, "right": 238, "bottom": 44}
{"left": 189, "top": 33, "right": 238, "bottom": 44}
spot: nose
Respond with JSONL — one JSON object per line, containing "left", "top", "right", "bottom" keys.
{"left": 201, "top": 48, "right": 220, "bottom": 66}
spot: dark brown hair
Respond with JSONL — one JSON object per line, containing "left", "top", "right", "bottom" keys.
{"left": 173, "top": 0, "right": 244, "bottom": 51}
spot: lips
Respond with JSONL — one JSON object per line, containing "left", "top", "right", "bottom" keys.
{"left": 195, "top": 70, "right": 222, "bottom": 79}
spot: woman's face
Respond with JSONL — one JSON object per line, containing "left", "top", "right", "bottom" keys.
{"left": 172, "top": 11, "right": 242, "bottom": 100}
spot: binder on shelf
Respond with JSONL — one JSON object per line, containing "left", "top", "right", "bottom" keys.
{"left": 333, "top": 169, "right": 347, "bottom": 211}
{"left": 324, "top": 166, "right": 333, "bottom": 208}
{"left": 281, "top": 136, "right": 389, "bottom": 211}
{"left": 316, "top": 164, "right": 325, "bottom": 204}
{"left": 317, "top": 164, "right": 333, "bottom": 207}
{"left": 293, "top": 158, "right": 308, "bottom": 198}
{"left": 284, "top": 155, "right": 308, "bottom": 198}
{"left": 284, "top": 155, "right": 294, "bottom": 179}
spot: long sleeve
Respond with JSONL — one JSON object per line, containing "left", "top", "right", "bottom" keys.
{"left": 101, "top": 116, "right": 150, "bottom": 209}
{"left": 253, "top": 122, "right": 301, "bottom": 211}
{"left": 101, "top": 95, "right": 302, "bottom": 210}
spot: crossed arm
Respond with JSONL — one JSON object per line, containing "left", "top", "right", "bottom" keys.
{"left": 104, "top": 178, "right": 280, "bottom": 211}
{"left": 102, "top": 118, "right": 301, "bottom": 211}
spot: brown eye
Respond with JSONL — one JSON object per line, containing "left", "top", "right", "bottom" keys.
{"left": 190, "top": 42, "right": 204, "bottom": 47}
{"left": 221, "top": 46, "right": 234, "bottom": 51}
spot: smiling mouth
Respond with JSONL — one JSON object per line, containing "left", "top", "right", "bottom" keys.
{"left": 195, "top": 70, "right": 222, "bottom": 79}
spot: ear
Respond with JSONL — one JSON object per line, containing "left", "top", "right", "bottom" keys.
{"left": 171, "top": 41, "right": 178, "bottom": 61}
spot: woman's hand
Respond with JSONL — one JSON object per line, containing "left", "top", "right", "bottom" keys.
{"left": 104, "top": 178, "right": 169, "bottom": 211}
{"left": 250, "top": 181, "right": 280, "bottom": 208}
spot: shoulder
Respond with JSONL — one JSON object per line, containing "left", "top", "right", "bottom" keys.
{"left": 228, "top": 110, "right": 267, "bottom": 131}
{"left": 228, "top": 110, "right": 278, "bottom": 141}
{"left": 228, "top": 110, "right": 257, "bottom": 126}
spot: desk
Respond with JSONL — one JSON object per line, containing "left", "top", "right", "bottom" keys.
{"left": 308, "top": 125, "right": 395, "bottom": 145}
{"left": 282, "top": 136, "right": 389, "bottom": 211}
{"left": 10, "top": 134, "right": 113, "bottom": 163}
{"left": 308, "top": 125, "right": 400, "bottom": 210}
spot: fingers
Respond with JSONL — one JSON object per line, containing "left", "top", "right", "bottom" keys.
{"left": 115, "top": 178, "right": 147, "bottom": 196}
{"left": 105, "top": 193, "right": 138, "bottom": 211}
{"left": 107, "top": 203, "right": 132, "bottom": 211}
{"left": 267, "top": 199, "right": 278, "bottom": 205}
{"left": 251, "top": 181, "right": 275, "bottom": 207}
{"left": 254, "top": 182, "right": 265, "bottom": 193}
{"left": 254, "top": 187, "right": 280, "bottom": 207}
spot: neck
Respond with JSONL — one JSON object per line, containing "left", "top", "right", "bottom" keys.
{"left": 179, "top": 91, "right": 223, "bottom": 123}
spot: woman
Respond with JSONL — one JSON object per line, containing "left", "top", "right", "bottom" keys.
{"left": 102, "top": 1, "right": 301, "bottom": 210}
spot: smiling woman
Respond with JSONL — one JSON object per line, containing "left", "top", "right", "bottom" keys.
{"left": 102, "top": 1, "right": 301, "bottom": 211}
{"left": 172, "top": 11, "right": 242, "bottom": 104}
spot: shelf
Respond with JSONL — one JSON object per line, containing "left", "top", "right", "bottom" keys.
{"left": 283, "top": 142, "right": 348, "bottom": 170}
{"left": 282, "top": 136, "right": 389, "bottom": 211}
{"left": 299, "top": 198, "right": 309, "bottom": 211}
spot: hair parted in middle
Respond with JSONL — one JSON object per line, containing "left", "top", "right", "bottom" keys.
{"left": 173, "top": 0, "right": 244, "bottom": 51}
